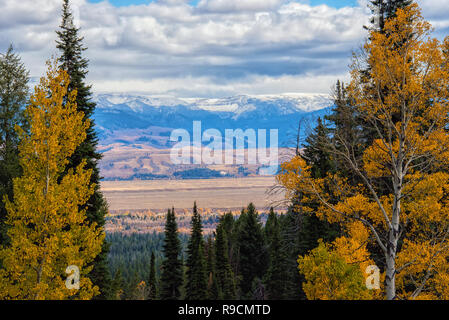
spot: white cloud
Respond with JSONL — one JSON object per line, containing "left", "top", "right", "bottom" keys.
{"left": 92, "top": 73, "right": 350, "bottom": 97}
{"left": 0, "top": 0, "right": 446, "bottom": 97}
{"left": 197, "top": 0, "right": 284, "bottom": 13}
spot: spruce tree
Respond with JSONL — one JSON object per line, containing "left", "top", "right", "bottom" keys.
{"left": 301, "top": 113, "right": 343, "bottom": 245}
{"left": 160, "top": 208, "right": 183, "bottom": 300}
{"left": 278, "top": 208, "right": 303, "bottom": 300}
{"left": 215, "top": 224, "right": 236, "bottom": 299}
{"left": 185, "top": 202, "right": 208, "bottom": 300}
{"left": 236, "top": 203, "right": 268, "bottom": 298}
{"left": 219, "top": 212, "right": 238, "bottom": 275}
{"left": 302, "top": 117, "right": 334, "bottom": 178}
{"left": 0, "top": 45, "right": 29, "bottom": 247}
{"left": 264, "top": 207, "right": 277, "bottom": 243}
{"left": 205, "top": 236, "right": 220, "bottom": 299}
{"left": 367, "top": 0, "right": 413, "bottom": 32}
{"left": 275, "top": 194, "right": 339, "bottom": 300}
{"left": 55, "top": 0, "right": 110, "bottom": 298}
{"left": 325, "top": 81, "right": 367, "bottom": 169}
{"left": 148, "top": 251, "right": 157, "bottom": 300}
{"left": 264, "top": 213, "right": 287, "bottom": 300}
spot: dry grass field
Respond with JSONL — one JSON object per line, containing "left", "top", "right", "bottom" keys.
{"left": 101, "top": 176, "right": 285, "bottom": 211}
{"left": 98, "top": 143, "right": 294, "bottom": 180}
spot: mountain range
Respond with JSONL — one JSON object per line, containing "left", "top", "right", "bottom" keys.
{"left": 93, "top": 93, "right": 333, "bottom": 149}
{"left": 92, "top": 93, "right": 334, "bottom": 180}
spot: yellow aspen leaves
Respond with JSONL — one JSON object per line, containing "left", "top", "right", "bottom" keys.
{"left": 297, "top": 240, "right": 373, "bottom": 300}
{"left": 280, "top": 4, "right": 449, "bottom": 300}
{"left": 0, "top": 60, "right": 104, "bottom": 300}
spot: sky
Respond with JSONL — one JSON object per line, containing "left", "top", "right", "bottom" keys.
{"left": 1, "top": 0, "right": 448, "bottom": 98}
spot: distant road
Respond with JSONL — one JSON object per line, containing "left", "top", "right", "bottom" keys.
{"left": 101, "top": 176, "right": 285, "bottom": 211}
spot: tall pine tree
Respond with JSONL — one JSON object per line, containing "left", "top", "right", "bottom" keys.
{"left": 205, "top": 236, "right": 220, "bottom": 299}
{"left": 264, "top": 212, "right": 287, "bottom": 300}
{"left": 0, "top": 45, "right": 29, "bottom": 247}
{"left": 185, "top": 202, "right": 208, "bottom": 300}
{"left": 160, "top": 208, "right": 183, "bottom": 300}
{"left": 236, "top": 203, "right": 268, "bottom": 298}
{"left": 264, "top": 207, "right": 277, "bottom": 243}
{"left": 367, "top": 0, "right": 413, "bottom": 32}
{"left": 218, "top": 212, "right": 239, "bottom": 275}
{"left": 302, "top": 117, "right": 334, "bottom": 179}
{"left": 55, "top": 0, "right": 110, "bottom": 298}
{"left": 215, "top": 224, "right": 236, "bottom": 299}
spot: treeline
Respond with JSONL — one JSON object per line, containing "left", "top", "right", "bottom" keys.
{"left": 106, "top": 232, "right": 189, "bottom": 299}
{"left": 107, "top": 202, "right": 338, "bottom": 300}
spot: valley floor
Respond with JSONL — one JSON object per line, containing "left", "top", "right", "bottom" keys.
{"left": 101, "top": 176, "right": 284, "bottom": 211}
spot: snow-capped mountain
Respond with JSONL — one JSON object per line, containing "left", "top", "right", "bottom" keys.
{"left": 94, "top": 92, "right": 331, "bottom": 113}
{"left": 93, "top": 93, "right": 334, "bottom": 148}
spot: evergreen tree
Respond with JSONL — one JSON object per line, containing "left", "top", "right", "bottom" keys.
{"left": 264, "top": 207, "right": 277, "bottom": 244}
{"left": 277, "top": 198, "right": 340, "bottom": 300}
{"left": 278, "top": 206, "right": 305, "bottom": 300}
{"left": 185, "top": 202, "right": 208, "bottom": 300}
{"left": 325, "top": 81, "right": 366, "bottom": 176}
{"left": 0, "top": 45, "right": 29, "bottom": 247}
{"left": 297, "top": 114, "right": 342, "bottom": 248}
{"left": 237, "top": 203, "right": 268, "bottom": 298}
{"left": 55, "top": 0, "right": 110, "bottom": 298}
{"left": 219, "top": 212, "right": 239, "bottom": 275}
{"left": 215, "top": 224, "right": 236, "bottom": 299}
{"left": 276, "top": 126, "right": 332, "bottom": 300}
{"left": 264, "top": 213, "right": 287, "bottom": 300}
{"left": 367, "top": 0, "right": 413, "bottom": 32}
{"left": 205, "top": 236, "right": 220, "bottom": 299}
{"left": 302, "top": 117, "right": 334, "bottom": 178}
{"left": 263, "top": 206, "right": 286, "bottom": 295}
{"left": 160, "top": 208, "right": 183, "bottom": 300}
{"left": 148, "top": 251, "right": 157, "bottom": 300}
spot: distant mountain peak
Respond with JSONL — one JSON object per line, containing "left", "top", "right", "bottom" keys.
{"left": 93, "top": 92, "right": 333, "bottom": 114}
{"left": 93, "top": 92, "right": 334, "bottom": 180}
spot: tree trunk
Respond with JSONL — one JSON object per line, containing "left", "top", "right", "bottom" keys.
{"left": 386, "top": 180, "right": 401, "bottom": 300}
{"left": 385, "top": 236, "right": 397, "bottom": 300}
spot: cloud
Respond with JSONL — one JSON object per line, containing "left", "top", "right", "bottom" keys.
{"left": 93, "top": 73, "right": 347, "bottom": 98}
{"left": 196, "top": 0, "right": 284, "bottom": 13}
{"left": 0, "top": 0, "right": 446, "bottom": 97}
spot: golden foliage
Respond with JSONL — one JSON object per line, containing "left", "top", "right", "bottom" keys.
{"left": 0, "top": 61, "right": 104, "bottom": 300}
{"left": 279, "top": 4, "right": 449, "bottom": 300}
{"left": 298, "top": 240, "right": 373, "bottom": 300}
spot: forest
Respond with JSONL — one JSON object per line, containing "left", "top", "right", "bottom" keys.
{"left": 1, "top": 0, "right": 449, "bottom": 301}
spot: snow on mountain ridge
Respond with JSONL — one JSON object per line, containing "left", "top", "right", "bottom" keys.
{"left": 93, "top": 92, "right": 333, "bottom": 114}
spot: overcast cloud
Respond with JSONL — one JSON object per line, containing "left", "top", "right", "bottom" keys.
{"left": 0, "top": 0, "right": 447, "bottom": 97}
